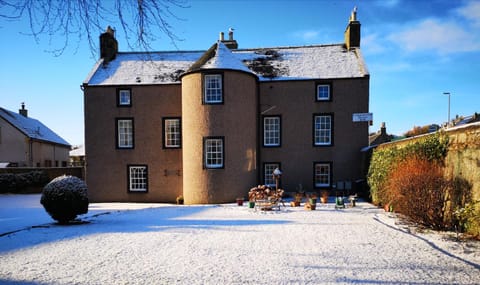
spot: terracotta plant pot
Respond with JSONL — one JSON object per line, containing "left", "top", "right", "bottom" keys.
{"left": 320, "top": 197, "right": 328, "bottom": 204}
{"left": 290, "top": 201, "right": 301, "bottom": 207}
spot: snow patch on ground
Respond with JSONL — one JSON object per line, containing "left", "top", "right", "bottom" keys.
{"left": 0, "top": 195, "right": 479, "bottom": 284}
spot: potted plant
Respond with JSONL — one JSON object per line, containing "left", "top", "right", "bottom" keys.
{"left": 291, "top": 192, "right": 303, "bottom": 207}
{"left": 304, "top": 200, "right": 316, "bottom": 210}
{"left": 236, "top": 197, "right": 244, "bottom": 206}
{"left": 320, "top": 191, "right": 329, "bottom": 204}
{"left": 308, "top": 193, "right": 317, "bottom": 205}
{"left": 176, "top": 195, "right": 184, "bottom": 205}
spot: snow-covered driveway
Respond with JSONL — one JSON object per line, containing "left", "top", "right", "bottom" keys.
{"left": 0, "top": 194, "right": 479, "bottom": 284}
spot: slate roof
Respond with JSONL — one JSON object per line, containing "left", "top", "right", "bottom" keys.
{"left": 0, "top": 107, "right": 70, "bottom": 147}
{"left": 84, "top": 42, "right": 369, "bottom": 86}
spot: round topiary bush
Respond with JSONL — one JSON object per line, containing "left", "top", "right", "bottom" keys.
{"left": 40, "top": 175, "right": 89, "bottom": 224}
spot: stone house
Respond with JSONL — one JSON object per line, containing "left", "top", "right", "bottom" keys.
{"left": 0, "top": 104, "right": 71, "bottom": 167}
{"left": 83, "top": 9, "right": 370, "bottom": 203}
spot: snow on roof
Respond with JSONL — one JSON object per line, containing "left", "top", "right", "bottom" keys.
{"left": 193, "top": 41, "right": 253, "bottom": 74}
{"left": 85, "top": 43, "right": 369, "bottom": 86}
{"left": 85, "top": 51, "right": 204, "bottom": 85}
{"left": 0, "top": 107, "right": 70, "bottom": 147}
{"left": 69, "top": 145, "right": 85, "bottom": 156}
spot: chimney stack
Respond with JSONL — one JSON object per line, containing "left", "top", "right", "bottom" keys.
{"left": 380, "top": 122, "right": 386, "bottom": 135}
{"left": 344, "top": 7, "right": 361, "bottom": 50}
{"left": 100, "top": 26, "right": 118, "bottom": 63}
{"left": 19, "top": 102, "right": 28, "bottom": 117}
{"left": 219, "top": 28, "right": 238, "bottom": 49}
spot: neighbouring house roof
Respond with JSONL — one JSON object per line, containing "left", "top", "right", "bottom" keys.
{"left": 0, "top": 107, "right": 70, "bottom": 147}
{"left": 69, "top": 145, "right": 85, "bottom": 157}
{"left": 84, "top": 43, "right": 369, "bottom": 86}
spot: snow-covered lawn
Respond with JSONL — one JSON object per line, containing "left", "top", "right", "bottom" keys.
{"left": 0, "top": 194, "right": 479, "bottom": 285}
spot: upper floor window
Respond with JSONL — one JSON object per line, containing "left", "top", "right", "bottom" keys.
{"left": 204, "top": 74, "right": 223, "bottom": 104}
{"left": 263, "top": 116, "right": 281, "bottom": 147}
{"left": 128, "top": 165, "right": 148, "bottom": 192}
{"left": 314, "top": 162, "right": 331, "bottom": 188}
{"left": 117, "top": 89, "right": 132, "bottom": 106}
{"left": 316, "top": 84, "right": 331, "bottom": 101}
{"left": 263, "top": 162, "right": 280, "bottom": 187}
{"left": 117, "top": 118, "right": 134, "bottom": 149}
{"left": 204, "top": 137, "right": 224, "bottom": 169}
{"left": 313, "top": 114, "right": 332, "bottom": 146}
{"left": 163, "top": 118, "right": 181, "bottom": 148}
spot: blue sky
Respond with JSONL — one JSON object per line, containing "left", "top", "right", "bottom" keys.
{"left": 1, "top": 0, "right": 479, "bottom": 146}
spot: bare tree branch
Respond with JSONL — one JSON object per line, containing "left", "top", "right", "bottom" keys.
{"left": 0, "top": 0, "right": 188, "bottom": 57}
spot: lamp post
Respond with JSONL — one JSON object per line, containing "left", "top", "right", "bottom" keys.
{"left": 272, "top": 168, "right": 282, "bottom": 191}
{"left": 443, "top": 92, "right": 451, "bottom": 127}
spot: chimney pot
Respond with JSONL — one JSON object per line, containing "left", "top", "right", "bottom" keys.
{"left": 344, "top": 7, "right": 361, "bottom": 49}
{"left": 100, "top": 26, "right": 118, "bottom": 63}
{"left": 380, "top": 122, "right": 386, "bottom": 135}
{"left": 219, "top": 32, "right": 225, "bottom": 41}
{"left": 19, "top": 102, "right": 28, "bottom": 117}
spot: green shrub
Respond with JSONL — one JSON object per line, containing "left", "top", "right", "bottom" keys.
{"left": 40, "top": 175, "right": 89, "bottom": 224}
{"left": 0, "top": 171, "right": 50, "bottom": 193}
{"left": 454, "top": 200, "right": 480, "bottom": 238}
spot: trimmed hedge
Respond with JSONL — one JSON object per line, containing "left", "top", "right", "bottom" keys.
{"left": 40, "top": 175, "right": 89, "bottom": 224}
{"left": 0, "top": 171, "right": 50, "bottom": 193}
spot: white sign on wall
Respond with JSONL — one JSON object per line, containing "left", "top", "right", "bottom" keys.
{"left": 352, "top": 113, "right": 373, "bottom": 122}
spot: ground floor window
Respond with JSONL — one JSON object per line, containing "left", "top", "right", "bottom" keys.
{"left": 204, "top": 137, "right": 224, "bottom": 169}
{"left": 263, "top": 162, "right": 281, "bottom": 187}
{"left": 314, "top": 162, "right": 331, "bottom": 188}
{"left": 128, "top": 165, "right": 148, "bottom": 192}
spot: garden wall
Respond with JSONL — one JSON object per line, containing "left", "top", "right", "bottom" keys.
{"left": 376, "top": 123, "right": 480, "bottom": 203}
{"left": 373, "top": 122, "right": 480, "bottom": 236}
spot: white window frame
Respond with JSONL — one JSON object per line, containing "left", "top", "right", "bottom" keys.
{"left": 117, "top": 119, "right": 133, "bottom": 148}
{"left": 204, "top": 137, "right": 224, "bottom": 169}
{"left": 204, "top": 74, "right": 223, "bottom": 104}
{"left": 314, "top": 115, "right": 332, "bottom": 146}
{"left": 317, "top": 84, "right": 330, "bottom": 101}
{"left": 264, "top": 163, "right": 280, "bottom": 187}
{"left": 118, "top": 89, "right": 131, "bottom": 106}
{"left": 263, "top": 116, "right": 281, "bottom": 147}
{"left": 128, "top": 165, "right": 148, "bottom": 192}
{"left": 314, "top": 162, "right": 331, "bottom": 188}
{"left": 164, "top": 118, "right": 181, "bottom": 148}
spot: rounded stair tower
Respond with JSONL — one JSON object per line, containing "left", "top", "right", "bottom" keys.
{"left": 181, "top": 42, "right": 258, "bottom": 204}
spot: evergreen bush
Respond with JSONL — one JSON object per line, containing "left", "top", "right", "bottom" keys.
{"left": 40, "top": 175, "right": 89, "bottom": 224}
{"left": 0, "top": 171, "right": 50, "bottom": 193}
